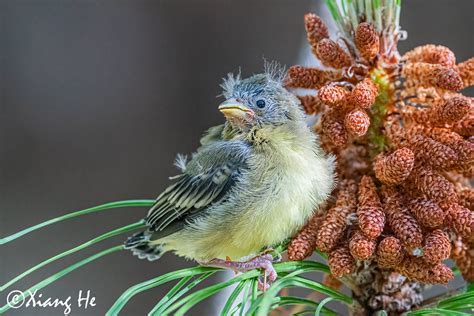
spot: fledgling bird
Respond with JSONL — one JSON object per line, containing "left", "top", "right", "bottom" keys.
{"left": 125, "top": 65, "right": 335, "bottom": 288}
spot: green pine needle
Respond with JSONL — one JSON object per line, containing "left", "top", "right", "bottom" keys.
{"left": 107, "top": 266, "right": 218, "bottom": 315}
{"left": 410, "top": 283, "right": 474, "bottom": 315}
{"left": 107, "top": 261, "right": 336, "bottom": 315}
{"left": 407, "top": 309, "right": 471, "bottom": 316}
{"left": 0, "top": 199, "right": 154, "bottom": 245}
{"left": 0, "top": 245, "right": 123, "bottom": 314}
{"left": 251, "top": 275, "right": 352, "bottom": 316}
{"left": 149, "top": 272, "right": 216, "bottom": 315}
{"left": 438, "top": 289, "right": 474, "bottom": 311}
{"left": 219, "top": 279, "right": 250, "bottom": 316}
{"left": 315, "top": 297, "right": 335, "bottom": 316}
{"left": 1, "top": 221, "right": 145, "bottom": 292}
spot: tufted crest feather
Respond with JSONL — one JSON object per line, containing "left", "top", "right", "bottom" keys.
{"left": 220, "top": 61, "right": 286, "bottom": 99}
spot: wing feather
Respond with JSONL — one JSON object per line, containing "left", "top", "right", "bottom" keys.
{"left": 145, "top": 162, "right": 241, "bottom": 232}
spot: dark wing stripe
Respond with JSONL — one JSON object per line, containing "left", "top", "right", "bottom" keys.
{"left": 147, "top": 177, "right": 191, "bottom": 220}
{"left": 156, "top": 207, "right": 187, "bottom": 231}
{"left": 180, "top": 178, "right": 215, "bottom": 210}
{"left": 174, "top": 179, "right": 200, "bottom": 208}
{"left": 147, "top": 203, "right": 175, "bottom": 226}
{"left": 147, "top": 176, "right": 186, "bottom": 216}
{"left": 167, "top": 178, "right": 194, "bottom": 204}
{"left": 145, "top": 163, "right": 241, "bottom": 232}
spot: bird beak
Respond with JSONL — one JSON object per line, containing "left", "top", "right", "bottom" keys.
{"left": 218, "top": 98, "right": 254, "bottom": 120}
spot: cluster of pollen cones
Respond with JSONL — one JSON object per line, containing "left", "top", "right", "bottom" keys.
{"left": 286, "top": 12, "right": 473, "bottom": 293}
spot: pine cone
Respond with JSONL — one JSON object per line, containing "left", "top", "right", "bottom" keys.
{"left": 459, "top": 187, "right": 474, "bottom": 211}
{"left": 409, "top": 134, "right": 458, "bottom": 169}
{"left": 298, "top": 95, "right": 326, "bottom": 114}
{"left": 382, "top": 188, "right": 423, "bottom": 251}
{"left": 304, "top": 13, "right": 329, "bottom": 51}
{"left": 430, "top": 129, "right": 473, "bottom": 170}
{"left": 316, "top": 38, "right": 353, "bottom": 69}
{"left": 345, "top": 109, "right": 370, "bottom": 137}
{"left": 446, "top": 203, "right": 474, "bottom": 242}
{"left": 357, "top": 176, "right": 385, "bottom": 239}
{"left": 374, "top": 148, "right": 415, "bottom": 185}
{"left": 457, "top": 57, "right": 474, "bottom": 88}
{"left": 396, "top": 256, "right": 454, "bottom": 284}
{"left": 288, "top": 212, "right": 325, "bottom": 261}
{"left": 355, "top": 22, "right": 380, "bottom": 62}
{"left": 408, "top": 197, "right": 446, "bottom": 228}
{"left": 377, "top": 236, "right": 404, "bottom": 268}
{"left": 328, "top": 245, "right": 356, "bottom": 278}
{"left": 349, "top": 78, "right": 379, "bottom": 109}
{"left": 451, "top": 236, "right": 474, "bottom": 282}
{"left": 402, "top": 62, "right": 463, "bottom": 91}
{"left": 287, "top": 66, "right": 339, "bottom": 89}
{"left": 423, "top": 229, "right": 451, "bottom": 264}
{"left": 431, "top": 95, "right": 471, "bottom": 125}
{"left": 403, "top": 44, "right": 456, "bottom": 67}
{"left": 452, "top": 110, "right": 474, "bottom": 137}
{"left": 321, "top": 109, "right": 348, "bottom": 147}
{"left": 349, "top": 230, "right": 376, "bottom": 260}
{"left": 316, "top": 180, "right": 358, "bottom": 252}
{"left": 318, "top": 85, "right": 350, "bottom": 108}
{"left": 409, "top": 167, "right": 458, "bottom": 204}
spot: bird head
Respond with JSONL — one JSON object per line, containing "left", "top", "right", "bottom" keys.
{"left": 219, "top": 63, "right": 302, "bottom": 131}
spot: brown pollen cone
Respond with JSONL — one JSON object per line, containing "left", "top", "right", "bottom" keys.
{"left": 357, "top": 176, "right": 385, "bottom": 239}
{"left": 408, "top": 197, "right": 446, "bottom": 228}
{"left": 355, "top": 22, "right": 380, "bottom": 62}
{"left": 328, "top": 244, "right": 356, "bottom": 278}
{"left": 316, "top": 38, "right": 353, "bottom": 69}
{"left": 287, "top": 66, "right": 339, "bottom": 89}
{"left": 349, "top": 230, "right": 376, "bottom": 260}
{"left": 395, "top": 256, "right": 454, "bottom": 284}
{"left": 316, "top": 180, "right": 358, "bottom": 252}
{"left": 402, "top": 62, "right": 463, "bottom": 91}
{"left": 452, "top": 110, "right": 474, "bottom": 137}
{"left": 318, "top": 85, "right": 350, "bottom": 108}
{"left": 298, "top": 95, "right": 326, "bottom": 115}
{"left": 374, "top": 147, "right": 415, "bottom": 185}
{"left": 288, "top": 212, "right": 325, "bottom": 261}
{"left": 304, "top": 13, "right": 329, "bottom": 51}
{"left": 422, "top": 229, "right": 451, "bottom": 264}
{"left": 431, "top": 95, "right": 471, "bottom": 125}
{"left": 459, "top": 187, "right": 474, "bottom": 211}
{"left": 345, "top": 109, "right": 370, "bottom": 137}
{"left": 376, "top": 236, "right": 404, "bottom": 268}
{"left": 451, "top": 236, "right": 474, "bottom": 282}
{"left": 321, "top": 109, "right": 348, "bottom": 147}
{"left": 382, "top": 187, "right": 423, "bottom": 251}
{"left": 403, "top": 44, "right": 456, "bottom": 67}
{"left": 409, "top": 167, "right": 458, "bottom": 204}
{"left": 456, "top": 57, "right": 474, "bottom": 88}
{"left": 446, "top": 203, "right": 474, "bottom": 242}
{"left": 349, "top": 78, "right": 379, "bottom": 109}
{"left": 408, "top": 134, "right": 458, "bottom": 169}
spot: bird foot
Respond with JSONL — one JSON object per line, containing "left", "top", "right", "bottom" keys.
{"left": 199, "top": 253, "right": 278, "bottom": 291}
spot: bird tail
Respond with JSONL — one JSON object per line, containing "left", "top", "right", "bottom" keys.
{"left": 124, "top": 231, "right": 163, "bottom": 261}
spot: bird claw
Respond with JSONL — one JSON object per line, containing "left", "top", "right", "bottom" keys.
{"left": 199, "top": 253, "right": 278, "bottom": 291}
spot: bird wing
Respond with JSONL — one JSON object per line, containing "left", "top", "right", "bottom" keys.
{"left": 145, "top": 141, "right": 248, "bottom": 236}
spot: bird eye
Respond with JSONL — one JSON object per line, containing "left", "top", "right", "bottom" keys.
{"left": 256, "top": 99, "right": 266, "bottom": 108}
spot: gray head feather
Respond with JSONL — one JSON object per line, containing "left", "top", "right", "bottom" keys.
{"left": 220, "top": 61, "right": 286, "bottom": 99}
{"left": 219, "top": 62, "right": 303, "bottom": 128}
